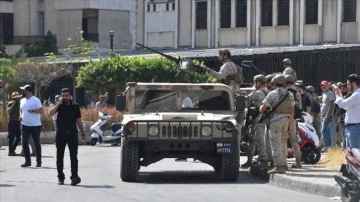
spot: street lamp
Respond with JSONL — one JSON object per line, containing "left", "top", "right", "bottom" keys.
{"left": 109, "top": 31, "right": 114, "bottom": 52}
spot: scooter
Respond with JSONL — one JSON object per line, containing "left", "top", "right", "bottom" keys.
{"left": 334, "top": 148, "right": 360, "bottom": 202}
{"left": 90, "top": 112, "right": 122, "bottom": 146}
{"left": 288, "top": 112, "right": 321, "bottom": 164}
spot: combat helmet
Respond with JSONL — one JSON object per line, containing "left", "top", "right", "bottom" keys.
{"left": 218, "top": 49, "right": 231, "bottom": 57}
{"left": 266, "top": 74, "right": 275, "bottom": 83}
{"left": 254, "top": 74, "right": 266, "bottom": 83}
{"left": 284, "top": 75, "right": 295, "bottom": 84}
{"left": 282, "top": 58, "right": 292, "bottom": 65}
{"left": 306, "top": 85, "right": 315, "bottom": 93}
{"left": 271, "top": 74, "right": 286, "bottom": 85}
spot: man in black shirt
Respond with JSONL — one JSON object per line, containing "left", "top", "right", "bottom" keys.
{"left": 7, "top": 92, "right": 22, "bottom": 156}
{"left": 296, "top": 83, "right": 311, "bottom": 113}
{"left": 48, "top": 88, "right": 85, "bottom": 186}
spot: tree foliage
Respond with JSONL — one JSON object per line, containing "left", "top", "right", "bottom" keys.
{"left": 21, "top": 31, "right": 58, "bottom": 57}
{"left": 76, "top": 54, "right": 216, "bottom": 91}
{"left": 13, "top": 60, "right": 68, "bottom": 98}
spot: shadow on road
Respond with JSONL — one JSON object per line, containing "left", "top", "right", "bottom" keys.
{"left": 77, "top": 184, "right": 115, "bottom": 189}
{"left": 0, "top": 184, "right": 15, "bottom": 187}
{"left": 136, "top": 170, "right": 266, "bottom": 185}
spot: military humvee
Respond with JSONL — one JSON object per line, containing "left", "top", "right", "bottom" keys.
{"left": 116, "top": 82, "right": 245, "bottom": 182}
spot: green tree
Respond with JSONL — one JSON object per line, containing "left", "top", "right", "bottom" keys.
{"left": 20, "top": 30, "right": 58, "bottom": 57}
{"left": 46, "top": 28, "right": 96, "bottom": 102}
{"left": 13, "top": 60, "right": 68, "bottom": 98}
{"left": 0, "top": 58, "right": 16, "bottom": 131}
{"left": 76, "top": 54, "right": 216, "bottom": 91}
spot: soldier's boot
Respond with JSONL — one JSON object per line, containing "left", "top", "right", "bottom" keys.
{"left": 268, "top": 160, "right": 275, "bottom": 169}
{"left": 267, "top": 165, "right": 286, "bottom": 174}
{"left": 241, "top": 154, "right": 253, "bottom": 168}
{"left": 291, "top": 157, "right": 302, "bottom": 169}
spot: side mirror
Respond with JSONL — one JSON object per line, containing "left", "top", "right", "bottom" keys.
{"left": 235, "top": 95, "right": 246, "bottom": 112}
{"left": 116, "top": 95, "right": 126, "bottom": 111}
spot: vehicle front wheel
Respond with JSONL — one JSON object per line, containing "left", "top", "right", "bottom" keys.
{"left": 90, "top": 138, "right": 98, "bottom": 146}
{"left": 216, "top": 139, "right": 240, "bottom": 181}
{"left": 120, "top": 137, "right": 139, "bottom": 182}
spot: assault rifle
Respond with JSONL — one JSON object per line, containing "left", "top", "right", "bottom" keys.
{"left": 136, "top": 43, "right": 203, "bottom": 82}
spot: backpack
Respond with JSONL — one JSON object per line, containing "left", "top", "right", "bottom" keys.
{"left": 234, "top": 63, "right": 244, "bottom": 86}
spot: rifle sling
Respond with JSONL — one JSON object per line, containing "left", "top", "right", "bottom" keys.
{"left": 259, "top": 91, "right": 289, "bottom": 122}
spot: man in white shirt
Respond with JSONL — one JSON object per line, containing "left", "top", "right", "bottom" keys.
{"left": 333, "top": 74, "right": 360, "bottom": 149}
{"left": 19, "top": 85, "right": 43, "bottom": 167}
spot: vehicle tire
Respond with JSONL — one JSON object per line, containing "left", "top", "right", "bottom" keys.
{"left": 120, "top": 137, "right": 139, "bottom": 182}
{"left": 341, "top": 189, "right": 360, "bottom": 202}
{"left": 90, "top": 138, "right": 98, "bottom": 146}
{"left": 301, "top": 145, "right": 321, "bottom": 164}
{"left": 217, "top": 138, "right": 240, "bottom": 181}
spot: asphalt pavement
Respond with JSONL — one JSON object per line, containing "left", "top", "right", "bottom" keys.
{"left": 0, "top": 144, "right": 339, "bottom": 202}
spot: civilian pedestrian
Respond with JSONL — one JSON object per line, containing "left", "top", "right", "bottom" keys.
{"left": 320, "top": 80, "right": 336, "bottom": 152}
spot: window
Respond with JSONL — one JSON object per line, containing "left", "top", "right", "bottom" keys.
{"left": 343, "top": 0, "right": 357, "bottom": 22}
{"left": 153, "top": 4, "right": 156, "bottom": 12}
{"left": 196, "top": 2, "right": 207, "bottom": 29}
{"left": 305, "top": 0, "right": 318, "bottom": 24}
{"left": 220, "top": 0, "right": 231, "bottom": 28}
{"left": 236, "top": 0, "right": 247, "bottom": 27}
{"left": 172, "top": 3, "right": 175, "bottom": 10}
{"left": 166, "top": 3, "right": 169, "bottom": 11}
{"left": 147, "top": 4, "right": 150, "bottom": 12}
{"left": 262, "top": 0, "right": 273, "bottom": 26}
{"left": 278, "top": 0, "right": 289, "bottom": 25}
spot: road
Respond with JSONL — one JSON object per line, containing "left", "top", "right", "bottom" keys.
{"left": 0, "top": 144, "right": 334, "bottom": 202}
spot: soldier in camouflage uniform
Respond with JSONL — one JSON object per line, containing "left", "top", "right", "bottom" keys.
{"left": 260, "top": 75, "right": 295, "bottom": 174}
{"left": 200, "top": 49, "right": 240, "bottom": 93}
{"left": 241, "top": 74, "right": 269, "bottom": 168}
{"left": 284, "top": 75, "right": 302, "bottom": 168}
{"left": 306, "top": 85, "right": 322, "bottom": 141}
{"left": 265, "top": 74, "right": 276, "bottom": 166}
{"left": 282, "top": 58, "right": 297, "bottom": 81}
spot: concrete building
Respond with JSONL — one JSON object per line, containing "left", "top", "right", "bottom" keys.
{"left": 1, "top": 0, "right": 359, "bottom": 54}
{"left": 0, "top": 0, "right": 137, "bottom": 54}
{"left": 137, "top": 0, "right": 360, "bottom": 48}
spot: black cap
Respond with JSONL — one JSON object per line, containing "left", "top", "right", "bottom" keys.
{"left": 20, "top": 84, "right": 33, "bottom": 92}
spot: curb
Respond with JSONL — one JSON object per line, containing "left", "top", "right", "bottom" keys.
{"left": 267, "top": 171, "right": 341, "bottom": 197}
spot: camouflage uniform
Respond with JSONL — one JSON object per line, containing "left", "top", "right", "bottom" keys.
{"left": 282, "top": 67, "right": 297, "bottom": 81}
{"left": 246, "top": 87, "right": 269, "bottom": 165}
{"left": 311, "top": 95, "right": 322, "bottom": 140}
{"left": 285, "top": 85, "right": 302, "bottom": 165}
{"left": 206, "top": 59, "right": 240, "bottom": 93}
{"left": 262, "top": 87, "right": 294, "bottom": 173}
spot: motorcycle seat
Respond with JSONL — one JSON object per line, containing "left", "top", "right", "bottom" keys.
{"left": 111, "top": 123, "right": 122, "bottom": 133}
{"left": 352, "top": 148, "right": 360, "bottom": 162}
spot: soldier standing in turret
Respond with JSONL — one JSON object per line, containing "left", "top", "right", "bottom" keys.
{"left": 260, "top": 75, "right": 295, "bottom": 174}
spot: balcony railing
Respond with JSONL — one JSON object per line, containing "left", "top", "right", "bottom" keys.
{"left": 2, "top": 35, "right": 53, "bottom": 45}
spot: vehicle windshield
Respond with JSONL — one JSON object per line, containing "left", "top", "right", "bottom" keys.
{"left": 135, "top": 89, "right": 231, "bottom": 112}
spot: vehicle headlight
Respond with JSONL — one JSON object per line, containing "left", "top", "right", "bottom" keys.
{"left": 148, "top": 125, "right": 159, "bottom": 136}
{"left": 201, "top": 125, "right": 212, "bottom": 137}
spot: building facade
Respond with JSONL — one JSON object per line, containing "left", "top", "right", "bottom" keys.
{"left": 0, "top": 0, "right": 137, "bottom": 54}
{"left": 1, "top": 0, "right": 359, "bottom": 54}
{"left": 137, "top": 0, "right": 360, "bottom": 48}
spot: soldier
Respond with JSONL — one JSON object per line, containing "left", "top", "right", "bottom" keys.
{"left": 266, "top": 74, "right": 276, "bottom": 91}
{"left": 260, "top": 75, "right": 295, "bottom": 174}
{"left": 200, "top": 49, "right": 242, "bottom": 93}
{"left": 306, "top": 85, "right": 322, "bottom": 141}
{"left": 284, "top": 75, "right": 302, "bottom": 168}
{"left": 241, "top": 74, "right": 269, "bottom": 168}
{"left": 282, "top": 58, "right": 297, "bottom": 81}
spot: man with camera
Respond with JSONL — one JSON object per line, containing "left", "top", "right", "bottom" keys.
{"left": 48, "top": 88, "right": 86, "bottom": 186}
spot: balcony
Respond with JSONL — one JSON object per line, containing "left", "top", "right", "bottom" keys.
{"left": 2, "top": 35, "right": 54, "bottom": 45}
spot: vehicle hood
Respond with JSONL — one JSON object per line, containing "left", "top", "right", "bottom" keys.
{"left": 122, "top": 112, "right": 237, "bottom": 125}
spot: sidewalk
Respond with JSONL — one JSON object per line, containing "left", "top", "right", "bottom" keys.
{"left": 264, "top": 156, "right": 341, "bottom": 198}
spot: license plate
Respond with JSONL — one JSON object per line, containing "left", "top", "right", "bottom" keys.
{"left": 216, "top": 142, "right": 232, "bottom": 154}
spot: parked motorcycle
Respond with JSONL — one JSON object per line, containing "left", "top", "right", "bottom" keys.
{"left": 90, "top": 112, "right": 122, "bottom": 146}
{"left": 287, "top": 112, "right": 321, "bottom": 164}
{"left": 334, "top": 148, "right": 360, "bottom": 202}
